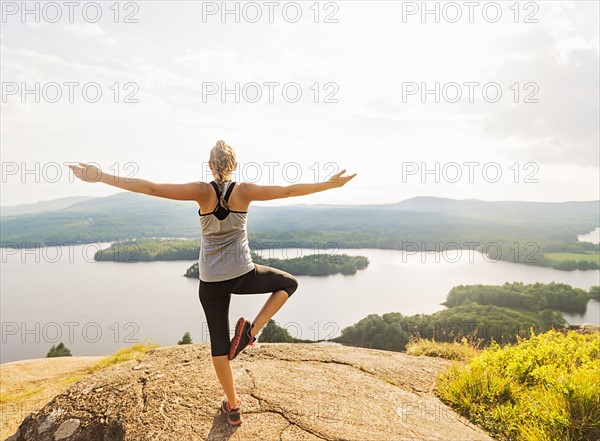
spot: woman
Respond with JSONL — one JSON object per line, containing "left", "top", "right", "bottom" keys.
{"left": 69, "top": 140, "right": 356, "bottom": 425}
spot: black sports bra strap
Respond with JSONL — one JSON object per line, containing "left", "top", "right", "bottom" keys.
{"left": 202, "top": 181, "right": 239, "bottom": 220}
{"left": 209, "top": 181, "right": 236, "bottom": 210}
{"left": 224, "top": 182, "right": 236, "bottom": 202}
{"left": 209, "top": 181, "right": 221, "bottom": 198}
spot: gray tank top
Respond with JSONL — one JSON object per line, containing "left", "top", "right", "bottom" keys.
{"left": 198, "top": 181, "right": 254, "bottom": 282}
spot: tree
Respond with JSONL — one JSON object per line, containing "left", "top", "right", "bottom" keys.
{"left": 47, "top": 342, "right": 72, "bottom": 357}
{"left": 258, "top": 320, "right": 297, "bottom": 343}
{"left": 556, "top": 260, "right": 577, "bottom": 271}
{"left": 178, "top": 332, "right": 193, "bottom": 345}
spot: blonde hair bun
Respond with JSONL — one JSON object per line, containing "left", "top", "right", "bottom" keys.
{"left": 210, "top": 140, "right": 236, "bottom": 184}
{"left": 209, "top": 140, "right": 237, "bottom": 209}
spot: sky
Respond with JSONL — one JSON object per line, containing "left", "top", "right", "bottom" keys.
{"left": 1, "top": 0, "right": 599, "bottom": 207}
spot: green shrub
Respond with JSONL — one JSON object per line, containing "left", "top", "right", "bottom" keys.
{"left": 47, "top": 342, "right": 72, "bottom": 357}
{"left": 178, "top": 332, "right": 193, "bottom": 345}
{"left": 257, "top": 319, "right": 297, "bottom": 343}
{"left": 435, "top": 329, "right": 600, "bottom": 440}
{"left": 406, "top": 337, "right": 480, "bottom": 361}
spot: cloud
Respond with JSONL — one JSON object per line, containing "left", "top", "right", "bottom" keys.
{"left": 174, "top": 48, "right": 236, "bottom": 72}
{"left": 555, "top": 35, "right": 600, "bottom": 64}
{"left": 479, "top": 14, "right": 599, "bottom": 167}
{"left": 62, "top": 23, "right": 115, "bottom": 45}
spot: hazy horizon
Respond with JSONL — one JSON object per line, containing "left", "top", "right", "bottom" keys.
{"left": 2, "top": 191, "right": 600, "bottom": 211}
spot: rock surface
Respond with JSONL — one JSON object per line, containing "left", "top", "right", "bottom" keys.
{"left": 566, "top": 323, "right": 600, "bottom": 334}
{"left": 7, "top": 343, "right": 494, "bottom": 441}
{"left": 0, "top": 356, "right": 104, "bottom": 439}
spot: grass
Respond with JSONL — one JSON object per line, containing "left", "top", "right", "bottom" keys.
{"left": 61, "top": 374, "right": 89, "bottom": 385}
{"left": 406, "top": 332, "right": 483, "bottom": 362}
{"left": 545, "top": 252, "right": 600, "bottom": 265}
{"left": 0, "top": 387, "right": 43, "bottom": 404}
{"left": 406, "top": 337, "right": 481, "bottom": 362}
{"left": 87, "top": 342, "right": 159, "bottom": 373}
{"left": 435, "top": 329, "right": 600, "bottom": 441}
{"left": 0, "top": 342, "right": 159, "bottom": 406}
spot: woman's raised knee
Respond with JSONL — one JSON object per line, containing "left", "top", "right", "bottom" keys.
{"left": 284, "top": 275, "right": 298, "bottom": 297}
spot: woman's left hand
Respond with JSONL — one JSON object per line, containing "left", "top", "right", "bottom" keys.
{"left": 69, "top": 162, "right": 103, "bottom": 183}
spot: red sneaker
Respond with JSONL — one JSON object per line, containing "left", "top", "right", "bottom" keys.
{"left": 221, "top": 398, "right": 243, "bottom": 425}
{"left": 229, "top": 317, "right": 256, "bottom": 360}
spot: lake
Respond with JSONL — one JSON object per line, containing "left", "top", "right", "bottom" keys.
{"left": 1, "top": 244, "right": 599, "bottom": 363}
{"left": 578, "top": 226, "right": 600, "bottom": 244}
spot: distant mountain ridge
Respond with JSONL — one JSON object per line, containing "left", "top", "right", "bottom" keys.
{"left": 1, "top": 192, "right": 598, "bottom": 248}
{"left": 303, "top": 196, "right": 599, "bottom": 214}
{"left": 0, "top": 196, "right": 95, "bottom": 217}
{"left": 5, "top": 192, "right": 599, "bottom": 215}
{"left": 393, "top": 196, "right": 600, "bottom": 218}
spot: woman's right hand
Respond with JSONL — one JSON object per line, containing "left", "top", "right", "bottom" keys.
{"left": 326, "top": 169, "right": 357, "bottom": 188}
{"left": 69, "top": 162, "right": 103, "bottom": 183}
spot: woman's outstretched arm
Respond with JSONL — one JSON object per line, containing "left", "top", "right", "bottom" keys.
{"left": 239, "top": 169, "right": 357, "bottom": 202}
{"left": 68, "top": 162, "right": 205, "bottom": 201}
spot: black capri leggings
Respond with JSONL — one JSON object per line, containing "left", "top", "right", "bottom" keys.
{"left": 198, "top": 263, "right": 298, "bottom": 356}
